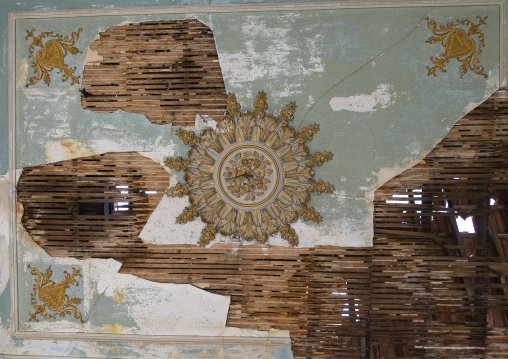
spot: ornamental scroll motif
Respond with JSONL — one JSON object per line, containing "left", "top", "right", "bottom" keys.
{"left": 165, "top": 91, "right": 335, "bottom": 247}
{"left": 27, "top": 265, "right": 84, "bottom": 323}
{"left": 25, "top": 28, "right": 82, "bottom": 87}
{"left": 426, "top": 16, "right": 488, "bottom": 78}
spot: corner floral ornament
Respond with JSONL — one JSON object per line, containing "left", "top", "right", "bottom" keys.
{"left": 165, "top": 92, "right": 335, "bottom": 247}
{"left": 27, "top": 265, "right": 84, "bottom": 323}
{"left": 426, "top": 16, "right": 488, "bottom": 78}
{"left": 25, "top": 28, "right": 82, "bottom": 87}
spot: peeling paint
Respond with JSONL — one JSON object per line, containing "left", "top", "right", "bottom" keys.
{"left": 329, "top": 84, "right": 395, "bottom": 113}
{"left": 218, "top": 13, "right": 325, "bottom": 90}
{"left": 84, "top": 49, "right": 103, "bottom": 65}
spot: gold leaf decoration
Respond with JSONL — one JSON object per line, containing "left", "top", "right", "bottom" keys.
{"left": 426, "top": 16, "right": 488, "bottom": 78}
{"left": 27, "top": 265, "right": 84, "bottom": 323}
{"left": 308, "top": 152, "right": 334, "bottom": 167}
{"left": 177, "top": 205, "right": 199, "bottom": 224}
{"left": 309, "top": 180, "right": 335, "bottom": 195}
{"left": 298, "top": 205, "right": 323, "bottom": 224}
{"left": 175, "top": 128, "right": 199, "bottom": 147}
{"left": 164, "top": 156, "right": 190, "bottom": 171}
{"left": 199, "top": 224, "right": 218, "bottom": 247}
{"left": 25, "top": 28, "right": 82, "bottom": 87}
{"left": 297, "top": 124, "right": 320, "bottom": 144}
{"left": 165, "top": 183, "right": 190, "bottom": 198}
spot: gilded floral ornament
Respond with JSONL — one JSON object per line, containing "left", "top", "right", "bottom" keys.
{"left": 426, "top": 16, "right": 488, "bottom": 78}
{"left": 27, "top": 265, "right": 84, "bottom": 323}
{"left": 166, "top": 91, "right": 335, "bottom": 247}
{"left": 25, "top": 28, "right": 82, "bottom": 87}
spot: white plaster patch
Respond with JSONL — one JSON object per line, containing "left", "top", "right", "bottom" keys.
{"left": 44, "top": 139, "right": 98, "bottom": 163}
{"left": 80, "top": 259, "right": 231, "bottom": 336}
{"left": 140, "top": 195, "right": 203, "bottom": 245}
{"left": 89, "top": 130, "right": 177, "bottom": 157}
{"left": 375, "top": 159, "right": 422, "bottom": 190}
{"left": 329, "top": 84, "right": 395, "bottom": 113}
{"left": 463, "top": 101, "right": 480, "bottom": 114}
{"left": 83, "top": 49, "right": 103, "bottom": 65}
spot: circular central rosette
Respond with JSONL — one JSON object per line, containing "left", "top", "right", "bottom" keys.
{"left": 213, "top": 141, "right": 284, "bottom": 211}
{"left": 165, "top": 92, "right": 335, "bottom": 246}
{"left": 184, "top": 113, "right": 314, "bottom": 241}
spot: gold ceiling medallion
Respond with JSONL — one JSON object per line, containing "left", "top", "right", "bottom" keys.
{"left": 27, "top": 265, "right": 84, "bottom": 323}
{"left": 166, "top": 92, "right": 335, "bottom": 247}
{"left": 25, "top": 28, "right": 82, "bottom": 87}
{"left": 426, "top": 16, "right": 488, "bottom": 78}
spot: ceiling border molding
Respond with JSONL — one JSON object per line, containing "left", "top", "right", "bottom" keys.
{"left": 8, "top": 0, "right": 507, "bottom": 344}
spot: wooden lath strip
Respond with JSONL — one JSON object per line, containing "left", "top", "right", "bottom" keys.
{"left": 81, "top": 19, "right": 228, "bottom": 126}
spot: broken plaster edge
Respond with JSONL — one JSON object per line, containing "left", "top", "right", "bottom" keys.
{"left": 5, "top": 173, "right": 289, "bottom": 344}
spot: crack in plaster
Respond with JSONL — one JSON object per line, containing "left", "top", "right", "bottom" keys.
{"left": 296, "top": 8, "right": 432, "bottom": 131}
{"left": 365, "top": 121, "right": 377, "bottom": 174}
{"left": 82, "top": 286, "right": 109, "bottom": 325}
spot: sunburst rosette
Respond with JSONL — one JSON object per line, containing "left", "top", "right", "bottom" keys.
{"left": 165, "top": 91, "right": 335, "bottom": 247}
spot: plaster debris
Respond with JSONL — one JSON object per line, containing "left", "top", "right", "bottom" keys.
{"left": 329, "top": 84, "right": 395, "bottom": 113}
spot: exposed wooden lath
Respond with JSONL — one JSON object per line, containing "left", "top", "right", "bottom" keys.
{"left": 80, "top": 19, "right": 228, "bottom": 127}
{"left": 18, "top": 152, "right": 168, "bottom": 258}
{"left": 17, "top": 89, "right": 508, "bottom": 358}
{"left": 370, "top": 87, "right": 508, "bottom": 359}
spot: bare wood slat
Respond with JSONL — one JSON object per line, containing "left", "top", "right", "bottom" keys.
{"left": 81, "top": 19, "right": 228, "bottom": 126}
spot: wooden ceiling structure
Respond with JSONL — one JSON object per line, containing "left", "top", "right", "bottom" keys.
{"left": 80, "top": 19, "right": 228, "bottom": 127}
{"left": 17, "top": 87, "right": 508, "bottom": 358}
